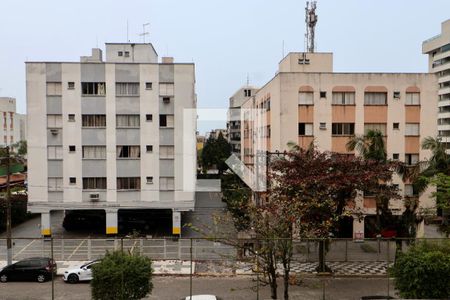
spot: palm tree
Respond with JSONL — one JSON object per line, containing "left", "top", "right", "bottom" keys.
{"left": 346, "top": 129, "right": 388, "bottom": 234}
{"left": 346, "top": 129, "right": 386, "bottom": 162}
{"left": 421, "top": 136, "right": 449, "bottom": 174}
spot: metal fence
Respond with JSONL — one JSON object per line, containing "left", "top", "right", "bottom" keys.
{"left": 0, "top": 237, "right": 444, "bottom": 263}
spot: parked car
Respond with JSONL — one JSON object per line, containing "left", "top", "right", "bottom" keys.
{"left": 63, "top": 260, "right": 100, "bottom": 283}
{"left": 181, "top": 295, "right": 222, "bottom": 300}
{"left": 0, "top": 257, "right": 57, "bottom": 283}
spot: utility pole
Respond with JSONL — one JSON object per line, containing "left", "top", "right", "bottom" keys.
{"left": 5, "top": 146, "right": 12, "bottom": 265}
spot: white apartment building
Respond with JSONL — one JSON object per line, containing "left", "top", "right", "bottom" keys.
{"left": 227, "top": 86, "right": 258, "bottom": 158}
{"left": 423, "top": 19, "right": 450, "bottom": 148}
{"left": 26, "top": 43, "right": 197, "bottom": 236}
{"left": 0, "top": 97, "right": 27, "bottom": 146}
{"left": 241, "top": 52, "right": 438, "bottom": 238}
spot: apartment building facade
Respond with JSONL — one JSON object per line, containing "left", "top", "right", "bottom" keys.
{"left": 26, "top": 43, "right": 197, "bottom": 236}
{"left": 0, "top": 97, "right": 27, "bottom": 146}
{"left": 241, "top": 52, "right": 438, "bottom": 238}
{"left": 227, "top": 86, "right": 258, "bottom": 158}
{"left": 423, "top": 19, "right": 450, "bottom": 148}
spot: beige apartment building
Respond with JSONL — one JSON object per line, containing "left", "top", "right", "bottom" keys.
{"left": 423, "top": 19, "right": 450, "bottom": 148}
{"left": 241, "top": 52, "right": 438, "bottom": 238}
{"left": 0, "top": 97, "right": 27, "bottom": 146}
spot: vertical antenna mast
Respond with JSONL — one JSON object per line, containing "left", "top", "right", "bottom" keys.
{"left": 305, "top": 1, "right": 318, "bottom": 53}
{"left": 140, "top": 23, "right": 150, "bottom": 43}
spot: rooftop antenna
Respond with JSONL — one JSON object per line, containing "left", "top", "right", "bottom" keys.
{"left": 127, "top": 19, "right": 130, "bottom": 42}
{"left": 282, "top": 40, "right": 285, "bottom": 58}
{"left": 246, "top": 73, "right": 250, "bottom": 86}
{"left": 305, "top": 1, "right": 318, "bottom": 53}
{"left": 140, "top": 23, "right": 150, "bottom": 43}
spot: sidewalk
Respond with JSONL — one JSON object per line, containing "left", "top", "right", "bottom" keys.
{"left": 0, "top": 260, "right": 391, "bottom": 276}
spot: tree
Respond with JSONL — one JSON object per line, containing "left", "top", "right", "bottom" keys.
{"left": 200, "top": 132, "right": 231, "bottom": 175}
{"left": 390, "top": 240, "right": 450, "bottom": 299}
{"left": 346, "top": 129, "right": 387, "bottom": 162}
{"left": 269, "top": 147, "right": 400, "bottom": 272}
{"left": 221, "top": 173, "right": 252, "bottom": 231}
{"left": 91, "top": 251, "right": 153, "bottom": 300}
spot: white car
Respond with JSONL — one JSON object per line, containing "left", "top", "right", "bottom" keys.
{"left": 63, "top": 260, "right": 100, "bottom": 283}
{"left": 182, "top": 296, "right": 221, "bottom": 300}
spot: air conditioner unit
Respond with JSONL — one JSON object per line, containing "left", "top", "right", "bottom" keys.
{"left": 163, "top": 97, "right": 171, "bottom": 104}
{"left": 50, "top": 129, "right": 59, "bottom": 135}
{"left": 319, "top": 123, "right": 327, "bottom": 130}
{"left": 89, "top": 193, "right": 100, "bottom": 202}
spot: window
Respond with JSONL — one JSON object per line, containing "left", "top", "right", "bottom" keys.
{"left": 146, "top": 145, "right": 153, "bottom": 152}
{"left": 405, "top": 123, "right": 420, "bottom": 136}
{"left": 319, "top": 122, "right": 326, "bottom": 130}
{"left": 298, "top": 123, "right": 313, "bottom": 136}
{"left": 146, "top": 176, "right": 153, "bottom": 184}
{"left": 393, "top": 123, "right": 400, "bottom": 130}
{"left": 160, "top": 146, "right": 174, "bottom": 159}
{"left": 82, "top": 146, "right": 106, "bottom": 159}
{"left": 332, "top": 92, "right": 355, "bottom": 105}
{"left": 81, "top": 82, "right": 106, "bottom": 96}
{"left": 48, "top": 146, "right": 63, "bottom": 159}
{"left": 393, "top": 91, "right": 401, "bottom": 99}
{"left": 68, "top": 114, "right": 75, "bottom": 122}
{"left": 46, "top": 82, "right": 62, "bottom": 96}
{"left": 68, "top": 82, "right": 75, "bottom": 90}
{"left": 48, "top": 178, "right": 63, "bottom": 192}
{"left": 83, "top": 177, "right": 107, "bottom": 189}
{"left": 163, "top": 97, "right": 171, "bottom": 103}
{"left": 364, "top": 92, "right": 387, "bottom": 105}
{"left": 405, "top": 154, "right": 419, "bottom": 165}
{"left": 159, "top": 115, "right": 174, "bottom": 127}
{"left": 118, "top": 51, "right": 123, "bottom": 57}
{"left": 69, "top": 177, "right": 76, "bottom": 184}
{"left": 404, "top": 184, "right": 418, "bottom": 197}
{"left": 146, "top": 114, "right": 153, "bottom": 122}
{"left": 332, "top": 123, "right": 355, "bottom": 135}
{"left": 82, "top": 115, "right": 106, "bottom": 127}
{"left": 159, "top": 83, "right": 174, "bottom": 96}
{"left": 117, "top": 177, "right": 140, "bottom": 190}
{"left": 160, "top": 177, "right": 175, "bottom": 191}
{"left": 124, "top": 51, "right": 130, "bottom": 57}
{"left": 117, "top": 146, "right": 140, "bottom": 158}
{"left": 393, "top": 153, "right": 399, "bottom": 160}
{"left": 69, "top": 145, "right": 76, "bottom": 152}
{"left": 364, "top": 123, "right": 387, "bottom": 136}
{"left": 116, "top": 83, "right": 139, "bottom": 96}
{"left": 145, "top": 82, "right": 153, "bottom": 90}
{"left": 116, "top": 115, "right": 140, "bottom": 127}
{"left": 405, "top": 92, "right": 420, "bottom": 105}
{"left": 47, "top": 115, "right": 62, "bottom": 128}
{"left": 320, "top": 91, "right": 327, "bottom": 98}
{"left": 244, "top": 89, "right": 252, "bottom": 97}
{"left": 299, "top": 92, "right": 314, "bottom": 105}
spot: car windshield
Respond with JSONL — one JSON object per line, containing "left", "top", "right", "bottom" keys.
{"left": 80, "top": 260, "right": 98, "bottom": 268}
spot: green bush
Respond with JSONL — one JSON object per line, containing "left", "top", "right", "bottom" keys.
{"left": 91, "top": 251, "right": 153, "bottom": 300}
{"left": 390, "top": 241, "right": 450, "bottom": 299}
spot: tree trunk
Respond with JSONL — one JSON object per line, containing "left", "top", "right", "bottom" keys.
{"left": 268, "top": 263, "right": 278, "bottom": 299}
{"left": 283, "top": 266, "right": 289, "bottom": 300}
{"left": 317, "top": 240, "right": 331, "bottom": 273}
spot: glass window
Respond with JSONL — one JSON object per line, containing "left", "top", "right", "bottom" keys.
{"left": 48, "top": 146, "right": 63, "bottom": 159}
{"left": 82, "top": 177, "right": 107, "bottom": 189}
{"left": 405, "top": 93, "right": 420, "bottom": 105}
{"left": 82, "top": 146, "right": 106, "bottom": 159}
{"left": 364, "top": 92, "right": 387, "bottom": 105}
{"left": 82, "top": 115, "right": 106, "bottom": 127}
{"left": 117, "top": 177, "right": 141, "bottom": 190}
{"left": 48, "top": 177, "right": 63, "bottom": 191}
{"left": 160, "top": 146, "right": 174, "bottom": 159}
{"left": 47, "top": 115, "right": 62, "bottom": 128}
{"left": 332, "top": 123, "right": 355, "bottom": 135}
{"left": 116, "top": 115, "right": 140, "bottom": 127}
{"left": 159, "top": 83, "right": 174, "bottom": 96}
{"left": 364, "top": 123, "right": 387, "bottom": 136}
{"left": 116, "top": 83, "right": 139, "bottom": 96}
{"left": 332, "top": 92, "right": 355, "bottom": 105}
{"left": 81, "top": 82, "right": 106, "bottom": 95}
{"left": 46, "top": 82, "right": 62, "bottom": 96}
{"left": 405, "top": 123, "right": 420, "bottom": 136}
{"left": 159, "top": 177, "right": 175, "bottom": 191}
{"left": 299, "top": 92, "right": 314, "bottom": 105}
{"left": 298, "top": 123, "right": 313, "bottom": 136}
{"left": 117, "top": 146, "right": 140, "bottom": 158}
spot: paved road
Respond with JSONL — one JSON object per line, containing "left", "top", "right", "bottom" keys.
{"left": 0, "top": 276, "right": 396, "bottom": 300}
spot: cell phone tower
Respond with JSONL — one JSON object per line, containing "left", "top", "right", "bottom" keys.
{"left": 305, "top": 1, "right": 318, "bottom": 53}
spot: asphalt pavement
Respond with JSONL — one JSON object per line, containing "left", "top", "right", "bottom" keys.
{"left": 0, "top": 276, "right": 396, "bottom": 300}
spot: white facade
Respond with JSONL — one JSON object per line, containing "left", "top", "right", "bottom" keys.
{"left": 26, "top": 43, "right": 196, "bottom": 235}
{"left": 0, "top": 97, "right": 27, "bottom": 146}
{"left": 423, "top": 19, "right": 450, "bottom": 147}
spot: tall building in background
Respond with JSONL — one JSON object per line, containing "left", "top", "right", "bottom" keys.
{"left": 423, "top": 19, "right": 450, "bottom": 148}
{"left": 227, "top": 86, "right": 258, "bottom": 158}
{"left": 0, "top": 97, "right": 27, "bottom": 146}
{"left": 241, "top": 51, "right": 438, "bottom": 238}
{"left": 26, "top": 43, "right": 197, "bottom": 236}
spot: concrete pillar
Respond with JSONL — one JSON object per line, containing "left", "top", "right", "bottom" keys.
{"left": 172, "top": 210, "right": 181, "bottom": 236}
{"left": 353, "top": 216, "right": 365, "bottom": 240}
{"left": 106, "top": 210, "right": 118, "bottom": 235}
{"left": 41, "top": 212, "right": 51, "bottom": 236}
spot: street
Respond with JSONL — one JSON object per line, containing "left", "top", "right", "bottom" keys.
{"left": 0, "top": 276, "right": 396, "bottom": 300}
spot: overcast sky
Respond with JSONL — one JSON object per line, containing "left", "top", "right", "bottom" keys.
{"left": 0, "top": 0, "right": 449, "bottom": 133}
